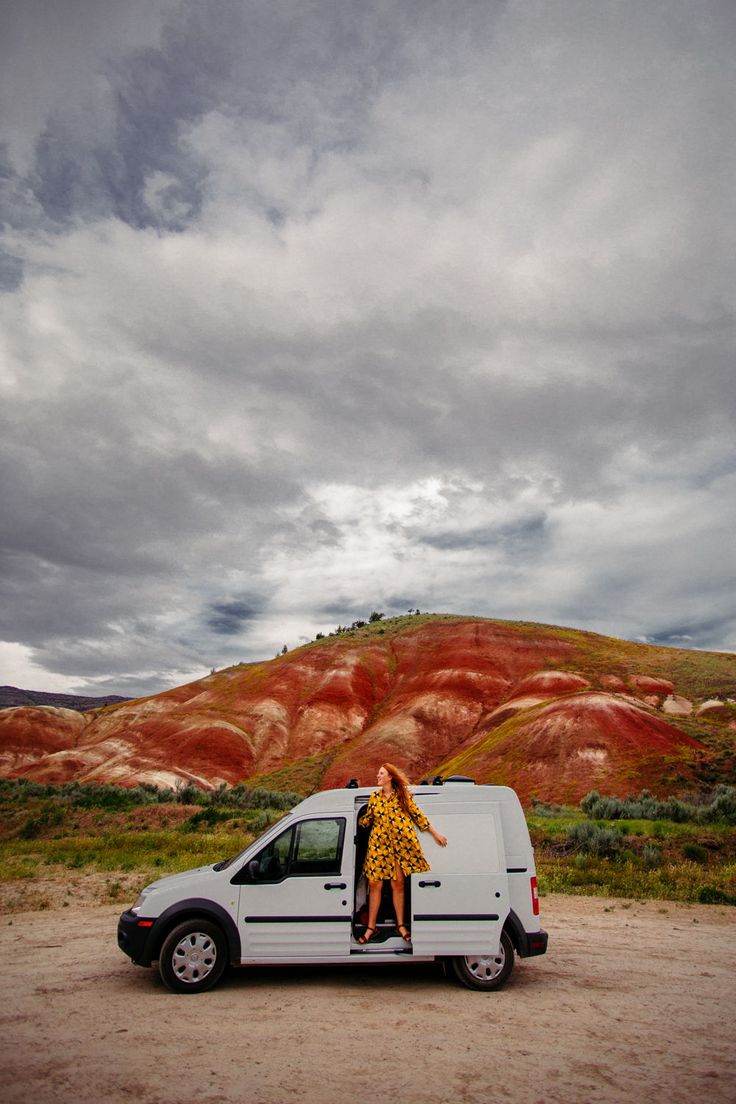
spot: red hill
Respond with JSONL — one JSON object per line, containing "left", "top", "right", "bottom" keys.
{"left": 1, "top": 615, "right": 734, "bottom": 803}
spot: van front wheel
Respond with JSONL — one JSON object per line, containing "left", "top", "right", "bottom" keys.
{"left": 159, "top": 919, "right": 227, "bottom": 994}
{"left": 449, "top": 930, "right": 514, "bottom": 991}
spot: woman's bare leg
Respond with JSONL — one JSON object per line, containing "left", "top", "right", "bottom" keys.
{"left": 390, "top": 862, "right": 406, "bottom": 929}
{"left": 367, "top": 878, "right": 383, "bottom": 929}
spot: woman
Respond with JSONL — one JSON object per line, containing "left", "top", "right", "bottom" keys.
{"left": 358, "top": 763, "right": 447, "bottom": 944}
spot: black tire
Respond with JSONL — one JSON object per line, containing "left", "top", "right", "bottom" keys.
{"left": 158, "top": 919, "right": 227, "bottom": 994}
{"left": 449, "top": 929, "right": 515, "bottom": 991}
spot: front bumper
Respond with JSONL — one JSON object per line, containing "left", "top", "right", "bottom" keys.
{"left": 117, "top": 909, "right": 157, "bottom": 967}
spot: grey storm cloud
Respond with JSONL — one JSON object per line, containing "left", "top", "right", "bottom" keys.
{"left": 16, "top": 0, "right": 429, "bottom": 232}
{"left": 0, "top": 0, "right": 734, "bottom": 695}
{"left": 207, "top": 598, "right": 266, "bottom": 636}
{"left": 420, "top": 514, "right": 549, "bottom": 555}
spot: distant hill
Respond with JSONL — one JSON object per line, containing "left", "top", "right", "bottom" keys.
{"left": 0, "top": 686, "right": 131, "bottom": 712}
{"left": 0, "top": 615, "right": 734, "bottom": 804}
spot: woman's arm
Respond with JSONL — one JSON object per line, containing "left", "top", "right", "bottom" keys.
{"left": 358, "top": 793, "right": 376, "bottom": 828}
{"left": 427, "top": 823, "right": 448, "bottom": 847}
{"left": 407, "top": 795, "right": 447, "bottom": 846}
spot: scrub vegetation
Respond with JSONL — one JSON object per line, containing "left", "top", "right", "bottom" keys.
{"left": 0, "top": 779, "right": 295, "bottom": 894}
{"left": 529, "top": 786, "right": 736, "bottom": 905}
{"left": 1, "top": 779, "right": 734, "bottom": 910}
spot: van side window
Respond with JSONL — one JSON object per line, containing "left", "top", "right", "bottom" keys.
{"left": 249, "top": 825, "right": 295, "bottom": 882}
{"left": 291, "top": 818, "right": 345, "bottom": 875}
{"left": 243, "top": 817, "right": 345, "bottom": 883}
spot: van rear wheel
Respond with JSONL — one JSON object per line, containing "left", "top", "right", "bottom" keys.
{"left": 159, "top": 919, "right": 226, "bottom": 994}
{"left": 449, "top": 930, "right": 514, "bottom": 991}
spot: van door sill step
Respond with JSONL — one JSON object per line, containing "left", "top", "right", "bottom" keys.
{"left": 350, "top": 946, "right": 414, "bottom": 955}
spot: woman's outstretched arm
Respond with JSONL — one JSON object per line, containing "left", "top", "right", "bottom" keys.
{"left": 427, "top": 823, "right": 448, "bottom": 847}
{"left": 407, "top": 795, "right": 447, "bottom": 846}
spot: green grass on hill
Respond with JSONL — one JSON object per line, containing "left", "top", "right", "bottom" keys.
{"left": 244, "top": 749, "right": 339, "bottom": 796}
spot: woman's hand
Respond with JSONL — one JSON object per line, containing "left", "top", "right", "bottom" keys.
{"left": 430, "top": 827, "right": 448, "bottom": 847}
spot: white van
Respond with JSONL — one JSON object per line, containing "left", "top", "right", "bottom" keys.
{"left": 118, "top": 777, "right": 548, "bottom": 993}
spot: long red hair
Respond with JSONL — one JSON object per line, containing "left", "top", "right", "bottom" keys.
{"left": 382, "top": 762, "right": 413, "bottom": 815}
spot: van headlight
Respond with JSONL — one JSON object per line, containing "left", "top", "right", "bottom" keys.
{"left": 130, "top": 891, "right": 150, "bottom": 914}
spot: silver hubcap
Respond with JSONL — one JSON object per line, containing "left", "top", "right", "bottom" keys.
{"left": 464, "top": 950, "right": 505, "bottom": 982}
{"left": 171, "top": 932, "right": 217, "bottom": 984}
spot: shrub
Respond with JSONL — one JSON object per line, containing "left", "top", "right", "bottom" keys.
{"left": 20, "top": 818, "right": 43, "bottom": 840}
{"left": 174, "top": 782, "right": 204, "bottom": 805}
{"left": 642, "top": 843, "right": 662, "bottom": 868}
{"left": 18, "top": 806, "right": 64, "bottom": 838}
{"left": 179, "top": 808, "right": 230, "bottom": 831}
{"left": 567, "top": 821, "right": 623, "bottom": 857}
{"left": 682, "top": 842, "right": 708, "bottom": 863}
{"left": 530, "top": 798, "right": 568, "bottom": 817}
{"left": 579, "top": 786, "right": 736, "bottom": 825}
{"left": 697, "top": 886, "right": 735, "bottom": 905}
{"left": 250, "top": 810, "right": 279, "bottom": 832}
{"left": 702, "top": 785, "right": 736, "bottom": 825}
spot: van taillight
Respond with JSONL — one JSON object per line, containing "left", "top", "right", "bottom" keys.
{"left": 530, "top": 876, "right": 539, "bottom": 916}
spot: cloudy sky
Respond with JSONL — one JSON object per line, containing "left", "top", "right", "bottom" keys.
{"left": 1, "top": 0, "right": 734, "bottom": 697}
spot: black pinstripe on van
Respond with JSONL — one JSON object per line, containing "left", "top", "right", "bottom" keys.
{"left": 244, "top": 915, "right": 352, "bottom": 923}
{"left": 412, "top": 913, "right": 499, "bottom": 922}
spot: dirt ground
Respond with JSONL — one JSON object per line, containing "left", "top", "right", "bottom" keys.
{"left": 1, "top": 893, "right": 734, "bottom": 1104}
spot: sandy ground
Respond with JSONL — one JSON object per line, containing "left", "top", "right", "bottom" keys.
{"left": 1, "top": 894, "right": 734, "bottom": 1104}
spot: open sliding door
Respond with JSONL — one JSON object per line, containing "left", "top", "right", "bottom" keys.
{"left": 409, "top": 803, "right": 508, "bottom": 956}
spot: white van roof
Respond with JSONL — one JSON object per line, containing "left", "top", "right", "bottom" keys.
{"left": 292, "top": 781, "right": 522, "bottom": 816}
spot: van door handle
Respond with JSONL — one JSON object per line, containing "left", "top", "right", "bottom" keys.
{"left": 418, "top": 880, "right": 441, "bottom": 888}
{"left": 324, "top": 882, "right": 347, "bottom": 890}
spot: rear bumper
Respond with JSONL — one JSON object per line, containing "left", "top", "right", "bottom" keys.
{"left": 504, "top": 909, "right": 549, "bottom": 958}
{"left": 518, "top": 927, "right": 548, "bottom": 957}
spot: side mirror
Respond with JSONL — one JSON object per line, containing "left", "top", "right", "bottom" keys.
{"left": 247, "top": 859, "right": 260, "bottom": 881}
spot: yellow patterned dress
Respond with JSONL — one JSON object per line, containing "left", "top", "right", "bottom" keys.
{"left": 359, "top": 789, "right": 432, "bottom": 880}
